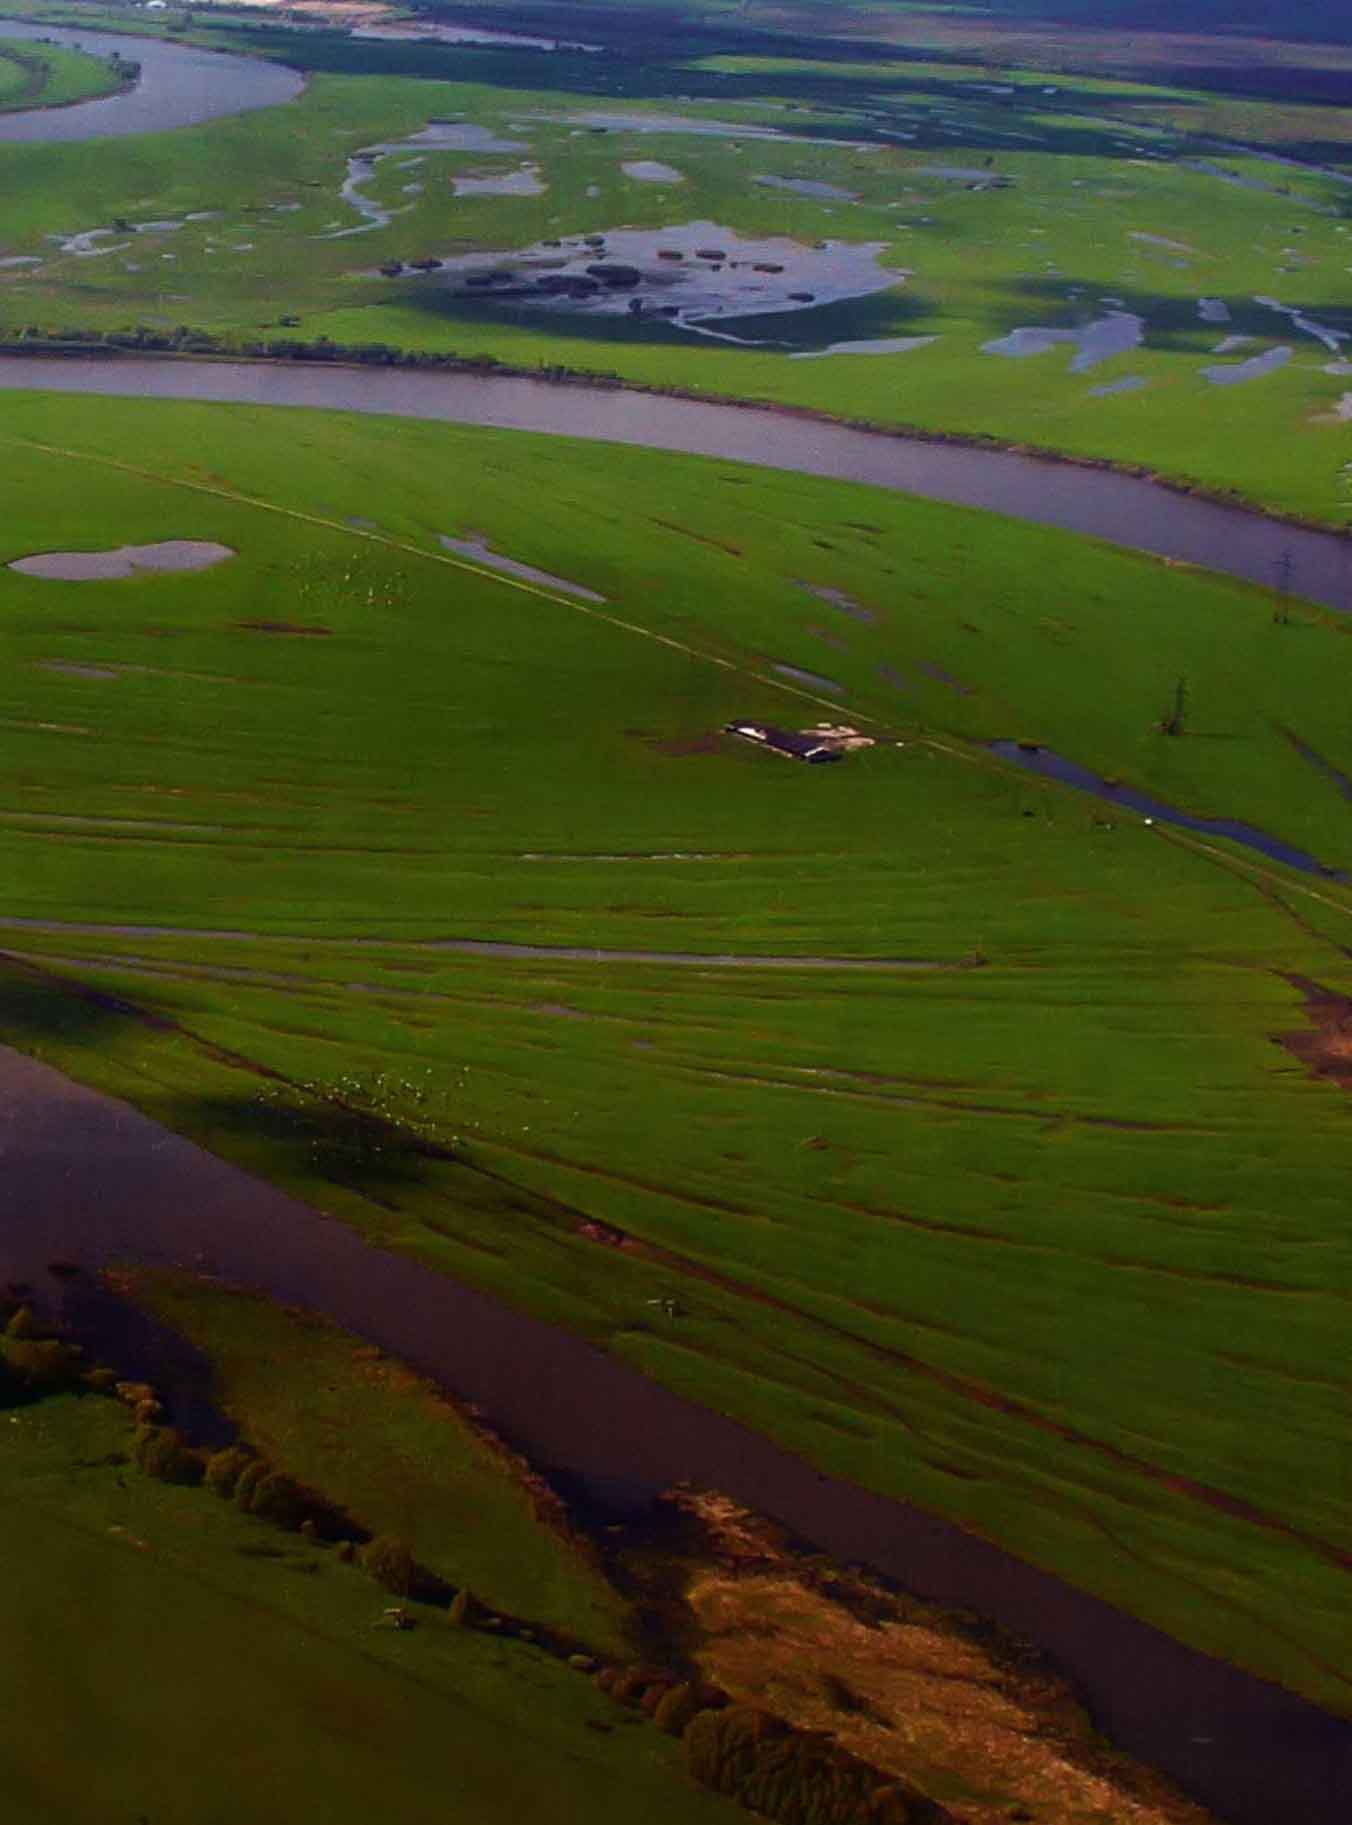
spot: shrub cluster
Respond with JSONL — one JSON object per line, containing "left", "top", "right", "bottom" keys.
{"left": 133, "top": 1424, "right": 204, "bottom": 1485}
{"left": 683, "top": 1706, "right": 953, "bottom": 1825}
{"left": 1, "top": 1305, "right": 85, "bottom": 1399}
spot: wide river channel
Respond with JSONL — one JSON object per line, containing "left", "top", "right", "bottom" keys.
{"left": 0, "top": 19, "right": 302, "bottom": 141}
{"left": 2, "top": 353, "right": 1351, "bottom": 614}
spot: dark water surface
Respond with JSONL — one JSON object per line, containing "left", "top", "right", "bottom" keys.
{"left": 991, "top": 741, "right": 1349, "bottom": 877}
{"left": 2, "top": 355, "right": 1350, "bottom": 614}
{"left": 1, "top": 1044, "right": 1348, "bottom": 1825}
{"left": 0, "top": 21, "right": 302, "bottom": 141}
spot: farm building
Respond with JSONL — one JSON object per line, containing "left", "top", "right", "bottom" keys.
{"left": 724, "top": 721, "right": 843, "bottom": 763}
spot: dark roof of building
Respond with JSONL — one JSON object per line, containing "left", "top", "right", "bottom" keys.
{"left": 724, "top": 721, "right": 843, "bottom": 762}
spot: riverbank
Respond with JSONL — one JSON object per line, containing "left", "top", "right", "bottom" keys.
{"left": 1, "top": 348, "right": 1350, "bottom": 611}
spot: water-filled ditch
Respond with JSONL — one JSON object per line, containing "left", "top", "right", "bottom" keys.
{"left": 989, "top": 741, "right": 1348, "bottom": 877}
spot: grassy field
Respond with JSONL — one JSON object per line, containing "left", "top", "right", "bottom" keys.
{"left": 0, "top": 9, "right": 1348, "bottom": 519}
{"left": 0, "top": 36, "right": 125, "bottom": 111}
{"left": 0, "top": 1391, "right": 740, "bottom": 1825}
{"left": 2, "top": 390, "right": 1351, "bottom": 1717}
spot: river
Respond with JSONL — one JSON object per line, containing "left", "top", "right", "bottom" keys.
{"left": 0, "top": 1042, "right": 1348, "bottom": 1825}
{"left": 0, "top": 353, "right": 1349, "bottom": 613}
{"left": 0, "top": 20, "right": 302, "bottom": 141}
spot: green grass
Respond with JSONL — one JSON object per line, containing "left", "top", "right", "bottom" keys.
{"left": 2, "top": 391, "right": 1352, "bottom": 1715}
{"left": 0, "top": 1393, "right": 738, "bottom": 1825}
{"left": 123, "top": 1270, "right": 632, "bottom": 1651}
{"left": 0, "top": 39, "right": 125, "bottom": 112}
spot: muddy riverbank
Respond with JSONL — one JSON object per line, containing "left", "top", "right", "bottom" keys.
{"left": 0, "top": 1042, "right": 1348, "bottom": 1825}
{"left": 0, "top": 352, "right": 1349, "bottom": 613}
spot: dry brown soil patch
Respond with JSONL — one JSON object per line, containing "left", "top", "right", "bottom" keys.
{"left": 1274, "top": 975, "right": 1352, "bottom": 1085}
{"left": 672, "top": 1491, "right": 1216, "bottom": 1825}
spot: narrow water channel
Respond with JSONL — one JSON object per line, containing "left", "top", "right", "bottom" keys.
{"left": 0, "top": 1043, "right": 1348, "bottom": 1825}
{"left": 1, "top": 353, "right": 1350, "bottom": 615}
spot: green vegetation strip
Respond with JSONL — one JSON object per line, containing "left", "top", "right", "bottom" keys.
{"left": 123, "top": 1269, "right": 631, "bottom": 1650}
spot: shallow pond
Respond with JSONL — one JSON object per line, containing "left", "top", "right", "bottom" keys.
{"left": 622, "top": 159, "right": 684, "bottom": 184}
{"left": 438, "top": 533, "right": 603, "bottom": 600}
{"left": 8, "top": 540, "right": 234, "bottom": 580}
{"left": 755, "top": 174, "right": 859, "bottom": 201}
{"left": 983, "top": 310, "right": 1144, "bottom": 374}
{"left": 1201, "top": 345, "right": 1293, "bottom": 385}
{"left": 353, "top": 21, "right": 601, "bottom": 51}
{"left": 424, "top": 219, "right": 899, "bottom": 343}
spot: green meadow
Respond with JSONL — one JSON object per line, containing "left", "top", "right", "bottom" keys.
{"left": 0, "top": 36, "right": 123, "bottom": 111}
{"left": 0, "top": 12, "right": 1349, "bottom": 519}
{"left": 2, "top": 390, "right": 1351, "bottom": 1718}
{"left": 123, "top": 1270, "right": 632, "bottom": 1651}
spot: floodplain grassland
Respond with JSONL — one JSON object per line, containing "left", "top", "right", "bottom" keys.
{"left": 0, "top": 37, "right": 124, "bottom": 111}
{"left": 0, "top": 11, "right": 1349, "bottom": 519}
{"left": 2, "top": 392, "right": 1352, "bottom": 1717}
{"left": 0, "top": 1390, "right": 737, "bottom": 1825}
{"left": 119, "top": 1269, "right": 633, "bottom": 1651}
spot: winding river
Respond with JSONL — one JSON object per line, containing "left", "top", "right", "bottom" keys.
{"left": 0, "top": 20, "right": 302, "bottom": 141}
{"left": 1, "top": 353, "right": 1350, "bottom": 614}
{"left": 1, "top": 1042, "right": 1349, "bottom": 1825}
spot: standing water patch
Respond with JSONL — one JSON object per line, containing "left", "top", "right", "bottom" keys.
{"left": 9, "top": 541, "right": 234, "bottom": 580}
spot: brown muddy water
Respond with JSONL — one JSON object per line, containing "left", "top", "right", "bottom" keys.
{"left": 0, "top": 1043, "right": 1348, "bottom": 1825}
{"left": 2, "top": 355, "right": 1351, "bottom": 613}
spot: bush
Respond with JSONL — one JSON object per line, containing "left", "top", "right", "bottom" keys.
{"left": 611, "top": 1665, "right": 660, "bottom": 1708}
{"left": 5, "top": 1304, "right": 40, "bottom": 1340}
{"left": 3, "top": 1335, "right": 85, "bottom": 1392}
{"left": 234, "top": 1458, "right": 269, "bottom": 1510}
{"left": 134, "top": 1425, "right": 204, "bottom": 1486}
{"left": 248, "top": 1471, "right": 311, "bottom": 1531}
{"left": 654, "top": 1683, "right": 704, "bottom": 1737}
{"left": 360, "top": 1534, "right": 418, "bottom": 1596}
{"left": 204, "top": 1446, "right": 254, "bottom": 1499}
{"left": 683, "top": 1706, "right": 948, "bottom": 1825}
{"left": 0, "top": 1351, "right": 25, "bottom": 1408}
